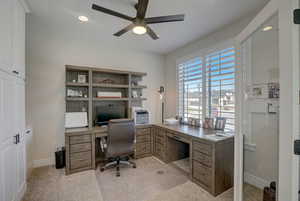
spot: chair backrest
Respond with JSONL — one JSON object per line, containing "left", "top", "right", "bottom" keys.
{"left": 106, "top": 119, "right": 135, "bottom": 158}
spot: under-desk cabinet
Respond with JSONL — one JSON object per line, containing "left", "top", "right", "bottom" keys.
{"left": 152, "top": 126, "right": 167, "bottom": 162}
{"left": 191, "top": 138, "right": 234, "bottom": 196}
{"left": 135, "top": 127, "right": 152, "bottom": 158}
{"left": 65, "top": 130, "right": 95, "bottom": 175}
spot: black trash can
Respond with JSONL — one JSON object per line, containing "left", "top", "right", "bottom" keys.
{"left": 55, "top": 147, "right": 66, "bottom": 169}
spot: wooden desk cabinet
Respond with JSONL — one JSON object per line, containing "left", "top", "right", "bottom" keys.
{"left": 65, "top": 125, "right": 234, "bottom": 197}
{"left": 65, "top": 126, "right": 153, "bottom": 174}
{"left": 135, "top": 127, "right": 152, "bottom": 158}
{"left": 153, "top": 126, "right": 167, "bottom": 162}
{"left": 65, "top": 130, "right": 95, "bottom": 175}
{"left": 191, "top": 138, "right": 234, "bottom": 196}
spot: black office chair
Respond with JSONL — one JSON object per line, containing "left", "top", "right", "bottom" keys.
{"left": 100, "top": 119, "right": 136, "bottom": 177}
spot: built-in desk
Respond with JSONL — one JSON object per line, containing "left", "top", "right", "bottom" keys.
{"left": 65, "top": 124, "right": 234, "bottom": 196}
{"left": 153, "top": 124, "right": 234, "bottom": 196}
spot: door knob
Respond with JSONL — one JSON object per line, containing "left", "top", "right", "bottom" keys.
{"left": 12, "top": 70, "right": 19, "bottom": 75}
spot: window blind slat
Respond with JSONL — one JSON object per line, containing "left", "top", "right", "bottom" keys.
{"left": 178, "top": 57, "right": 203, "bottom": 121}
{"left": 206, "top": 47, "right": 235, "bottom": 131}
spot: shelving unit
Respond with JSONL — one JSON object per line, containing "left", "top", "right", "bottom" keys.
{"left": 65, "top": 65, "right": 147, "bottom": 129}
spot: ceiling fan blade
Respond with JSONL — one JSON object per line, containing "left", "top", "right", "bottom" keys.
{"left": 114, "top": 24, "right": 135, "bottom": 36}
{"left": 146, "top": 25, "right": 159, "bottom": 40}
{"left": 92, "top": 4, "right": 134, "bottom": 21}
{"left": 136, "top": 0, "right": 149, "bottom": 19}
{"left": 145, "top": 14, "right": 185, "bottom": 24}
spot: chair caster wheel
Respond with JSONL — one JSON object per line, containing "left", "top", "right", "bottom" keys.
{"left": 116, "top": 172, "right": 120, "bottom": 177}
{"left": 100, "top": 167, "right": 104, "bottom": 172}
{"left": 133, "top": 165, "right": 136, "bottom": 168}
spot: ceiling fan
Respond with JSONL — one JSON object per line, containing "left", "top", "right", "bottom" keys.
{"left": 92, "top": 0, "right": 185, "bottom": 40}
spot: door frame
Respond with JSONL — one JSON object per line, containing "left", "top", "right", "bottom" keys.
{"left": 234, "top": 0, "right": 300, "bottom": 200}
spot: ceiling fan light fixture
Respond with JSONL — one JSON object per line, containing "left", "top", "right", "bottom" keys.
{"left": 78, "top": 15, "right": 89, "bottom": 22}
{"left": 132, "top": 25, "right": 147, "bottom": 35}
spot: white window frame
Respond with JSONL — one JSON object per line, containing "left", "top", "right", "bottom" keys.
{"left": 176, "top": 39, "right": 236, "bottom": 128}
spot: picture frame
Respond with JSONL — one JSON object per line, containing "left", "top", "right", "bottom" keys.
{"left": 78, "top": 74, "right": 86, "bottom": 83}
{"left": 203, "top": 118, "right": 214, "bottom": 129}
{"left": 132, "top": 90, "right": 139, "bottom": 98}
{"left": 215, "top": 117, "right": 227, "bottom": 130}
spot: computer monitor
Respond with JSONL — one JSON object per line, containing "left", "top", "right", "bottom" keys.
{"left": 95, "top": 103, "right": 126, "bottom": 126}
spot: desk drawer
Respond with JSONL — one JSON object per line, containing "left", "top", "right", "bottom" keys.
{"left": 193, "top": 140, "right": 212, "bottom": 156}
{"left": 154, "top": 143, "right": 165, "bottom": 159}
{"left": 70, "top": 151, "right": 91, "bottom": 161}
{"left": 70, "top": 158, "right": 92, "bottom": 170}
{"left": 69, "top": 134, "right": 91, "bottom": 145}
{"left": 155, "top": 135, "right": 165, "bottom": 145}
{"left": 192, "top": 160, "right": 212, "bottom": 188}
{"left": 193, "top": 150, "right": 212, "bottom": 167}
{"left": 136, "top": 134, "right": 151, "bottom": 143}
{"left": 136, "top": 128, "right": 150, "bottom": 135}
{"left": 70, "top": 143, "right": 92, "bottom": 153}
{"left": 136, "top": 142, "right": 151, "bottom": 156}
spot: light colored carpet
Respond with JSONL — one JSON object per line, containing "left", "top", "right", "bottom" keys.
{"left": 146, "top": 181, "right": 263, "bottom": 201}
{"left": 146, "top": 181, "right": 233, "bottom": 201}
{"left": 95, "top": 157, "right": 189, "bottom": 201}
{"left": 22, "top": 166, "right": 103, "bottom": 201}
{"left": 22, "top": 158, "right": 262, "bottom": 201}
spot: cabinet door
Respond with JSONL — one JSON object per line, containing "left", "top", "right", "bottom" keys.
{"left": 12, "top": 0, "right": 26, "bottom": 78}
{"left": 16, "top": 137, "right": 26, "bottom": 197}
{"left": 15, "top": 80, "right": 26, "bottom": 195}
{"left": 0, "top": 0, "right": 13, "bottom": 73}
{"left": 0, "top": 72, "right": 15, "bottom": 144}
{"left": 0, "top": 139, "right": 18, "bottom": 201}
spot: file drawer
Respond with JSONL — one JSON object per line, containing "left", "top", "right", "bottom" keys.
{"left": 193, "top": 140, "right": 212, "bottom": 156}
{"left": 193, "top": 150, "right": 212, "bottom": 167}
{"left": 69, "top": 134, "right": 91, "bottom": 145}
{"left": 70, "top": 143, "right": 92, "bottom": 154}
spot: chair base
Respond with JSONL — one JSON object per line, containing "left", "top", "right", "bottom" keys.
{"left": 100, "top": 156, "right": 136, "bottom": 177}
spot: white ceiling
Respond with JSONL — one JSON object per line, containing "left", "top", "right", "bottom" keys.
{"left": 26, "top": 0, "right": 269, "bottom": 54}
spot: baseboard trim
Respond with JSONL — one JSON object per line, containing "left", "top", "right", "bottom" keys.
{"left": 244, "top": 172, "right": 269, "bottom": 189}
{"left": 33, "top": 157, "right": 54, "bottom": 168}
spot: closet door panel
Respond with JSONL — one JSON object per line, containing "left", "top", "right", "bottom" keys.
{"left": 12, "top": 0, "right": 26, "bottom": 78}
{"left": 16, "top": 81, "right": 26, "bottom": 194}
{"left": 1, "top": 140, "right": 17, "bottom": 201}
{"left": 0, "top": 0, "right": 13, "bottom": 73}
{"left": 1, "top": 74, "right": 15, "bottom": 144}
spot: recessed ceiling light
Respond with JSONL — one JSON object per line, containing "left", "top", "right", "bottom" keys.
{"left": 132, "top": 26, "right": 147, "bottom": 35}
{"left": 78, "top": 16, "right": 89, "bottom": 22}
{"left": 263, "top": 26, "right": 273, "bottom": 31}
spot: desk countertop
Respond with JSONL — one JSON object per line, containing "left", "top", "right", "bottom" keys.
{"left": 155, "top": 124, "right": 234, "bottom": 142}
{"left": 65, "top": 124, "right": 234, "bottom": 142}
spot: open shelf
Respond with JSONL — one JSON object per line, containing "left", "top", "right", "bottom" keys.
{"left": 66, "top": 97, "right": 89, "bottom": 101}
{"left": 131, "top": 85, "right": 147, "bottom": 89}
{"left": 93, "top": 97, "right": 129, "bottom": 101}
{"left": 131, "top": 98, "right": 147, "bottom": 101}
{"left": 92, "top": 83, "right": 129, "bottom": 88}
{"left": 66, "top": 82, "right": 89, "bottom": 87}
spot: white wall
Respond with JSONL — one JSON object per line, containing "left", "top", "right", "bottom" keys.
{"left": 164, "top": 15, "right": 254, "bottom": 118}
{"left": 26, "top": 14, "right": 165, "bottom": 166}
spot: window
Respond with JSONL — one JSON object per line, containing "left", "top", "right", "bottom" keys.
{"left": 177, "top": 47, "right": 235, "bottom": 131}
{"left": 206, "top": 47, "right": 235, "bottom": 131}
{"left": 178, "top": 57, "right": 203, "bottom": 122}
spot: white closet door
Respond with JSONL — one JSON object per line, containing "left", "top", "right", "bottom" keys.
{"left": 16, "top": 81, "right": 26, "bottom": 196}
{"left": 12, "top": 0, "right": 26, "bottom": 78}
{"left": 1, "top": 138, "right": 17, "bottom": 201}
{"left": 1, "top": 73, "right": 15, "bottom": 144}
{"left": 0, "top": 0, "right": 13, "bottom": 73}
